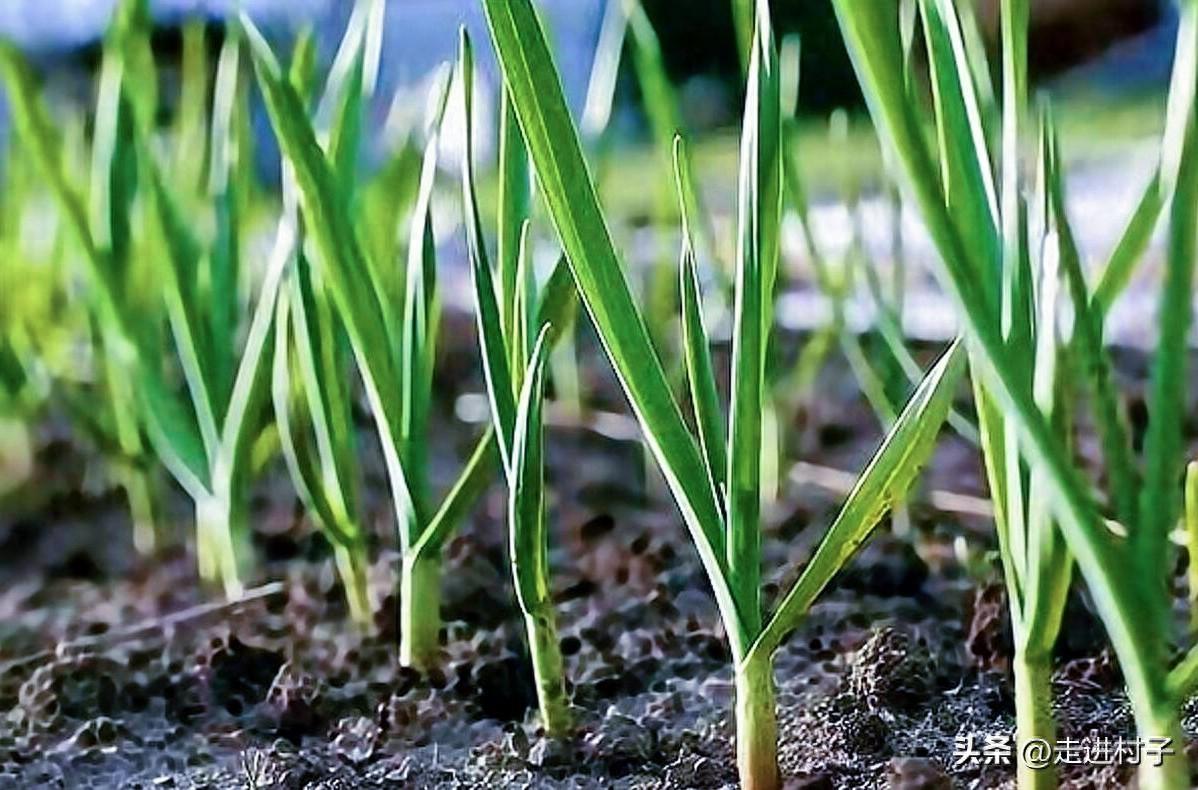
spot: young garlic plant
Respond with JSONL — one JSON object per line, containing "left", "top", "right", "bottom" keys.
{"left": 0, "top": 0, "right": 283, "bottom": 592}
{"left": 86, "top": 0, "right": 161, "bottom": 557}
{"left": 243, "top": 8, "right": 577, "bottom": 670}
{"left": 834, "top": 1, "right": 1198, "bottom": 787}
{"left": 271, "top": 0, "right": 420, "bottom": 631}
{"left": 483, "top": 0, "right": 966, "bottom": 786}
{"left": 0, "top": 0, "right": 162, "bottom": 554}
{"left": 245, "top": 14, "right": 465, "bottom": 668}
{"left": 273, "top": 251, "right": 374, "bottom": 627}
{"left": 138, "top": 27, "right": 294, "bottom": 599}
{"left": 459, "top": 31, "right": 578, "bottom": 737}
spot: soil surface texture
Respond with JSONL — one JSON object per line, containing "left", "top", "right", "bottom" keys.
{"left": 1, "top": 331, "right": 1195, "bottom": 789}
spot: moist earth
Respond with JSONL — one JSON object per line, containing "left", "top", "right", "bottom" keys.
{"left": 0, "top": 335, "right": 1194, "bottom": 789}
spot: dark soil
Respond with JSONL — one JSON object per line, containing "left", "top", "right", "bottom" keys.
{"left": 0, "top": 329, "right": 1194, "bottom": 789}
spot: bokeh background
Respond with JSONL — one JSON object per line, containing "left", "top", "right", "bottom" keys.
{"left": 0, "top": 0, "right": 1178, "bottom": 136}
{"left": 0, "top": 0, "right": 1183, "bottom": 348}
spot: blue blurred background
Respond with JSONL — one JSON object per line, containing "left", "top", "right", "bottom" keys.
{"left": 0, "top": 0, "right": 1180, "bottom": 126}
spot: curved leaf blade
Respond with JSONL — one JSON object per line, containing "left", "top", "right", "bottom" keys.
{"left": 751, "top": 340, "right": 967, "bottom": 661}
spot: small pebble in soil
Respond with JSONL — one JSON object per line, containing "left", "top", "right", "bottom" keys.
{"left": 886, "top": 756, "right": 951, "bottom": 789}
{"left": 330, "top": 716, "right": 380, "bottom": 765}
{"left": 848, "top": 627, "right": 935, "bottom": 716}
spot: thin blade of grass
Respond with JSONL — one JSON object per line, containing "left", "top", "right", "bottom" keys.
{"left": 146, "top": 162, "right": 222, "bottom": 459}
{"left": 272, "top": 283, "right": 341, "bottom": 537}
{"left": 288, "top": 27, "right": 319, "bottom": 105}
{"left": 1022, "top": 133, "right": 1072, "bottom": 640}
{"left": 89, "top": 48, "right": 137, "bottom": 287}
{"left": 280, "top": 253, "right": 359, "bottom": 540}
{"left": 671, "top": 128, "right": 718, "bottom": 269}
{"left": 499, "top": 89, "right": 532, "bottom": 348}
{"left": 1043, "top": 118, "right": 1138, "bottom": 526}
{"left": 461, "top": 31, "right": 517, "bottom": 473}
{"left": 510, "top": 221, "right": 538, "bottom": 380}
{"left": 1094, "top": 175, "right": 1164, "bottom": 314}
{"left": 1137, "top": 103, "right": 1198, "bottom": 577}
{"left": 1162, "top": 0, "right": 1198, "bottom": 197}
{"left": 995, "top": 12, "right": 1036, "bottom": 609}
{"left": 675, "top": 138, "right": 727, "bottom": 505}
{"left": 399, "top": 67, "right": 451, "bottom": 504}
{"left": 89, "top": 29, "right": 155, "bottom": 505}
{"left": 173, "top": 20, "right": 210, "bottom": 195}
{"left": 727, "top": 1, "right": 781, "bottom": 634}
{"left": 413, "top": 256, "right": 580, "bottom": 559}
{"left": 207, "top": 31, "right": 245, "bottom": 417}
{"left": 625, "top": 0, "right": 693, "bottom": 353}
{"left": 139, "top": 370, "right": 211, "bottom": 501}
{"left": 510, "top": 326, "right": 553, "bottom": 612}
{"left": 1000, "top": 0, "right": 1033, "bottom": 347}
{"left": 316, "top": 0, "right": 373, "bottom": 124}
{"left": 318, "top": 1, "right": 385, "bottom": 202}
{"left": 955, "top": 0, "right": 997, "bottom": 140}
{"left": 780, "top": 34, "right": 801, "bottom": 119}
{"left": 327, "top": 51, "right": 366, "bottom": 199}
{"left": 306, "top": 258, "right": 359, "bottom": 504}
{"left": 217, "top": 213, "right": 293, "bottom": 491}
{"left": 469, "top": 212, "right": 517, "bottom": 468}
{"left": 109, "top": 0, "right": 157, "bottom": 136}
{"left": 918, "top": 0, "right": 1000, "bottom": 292}
{"left": 625, "top": 0, "right": 684, "bottom": 157}
{"left": 581, "top": 0, "right": 628, "bottom": 140}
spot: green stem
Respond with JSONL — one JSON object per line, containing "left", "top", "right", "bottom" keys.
{"left": 196, "top": 501, "right": 216, "bottom": 586}
{"left": 524, "top": 607, "right": 572, "bottom": 737}
{"left": 334, "top": 542, "right": 373, "bottom": 631}
{"left": 1118, "top": 606, "right": 1187, "bottom": 789}
{"left": 1185, "top": 461, "right": 1198, "bottom": 635}
{"left": 1121, "top": 564, "right": 1187, "bottom": 788}
{"left": 121, "top": 464, "right": 158, "bottom": 556}
{"left": 0, "top": 416, "right": 32, "bottom": 500}
{"left": 400, "top": 551, "right": 442, "bottom": 670}
{"left": 196, "top": 492, "right": 246, "bottom": 598}
{"left": 735, "top": 652, "right": 779, "bottom": 790}
{"left": 1013, "top": 650, "right": 1057, "bottom": 790}
{"left": 1130, "top": 701, "right": 1188, "bottom": 790}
